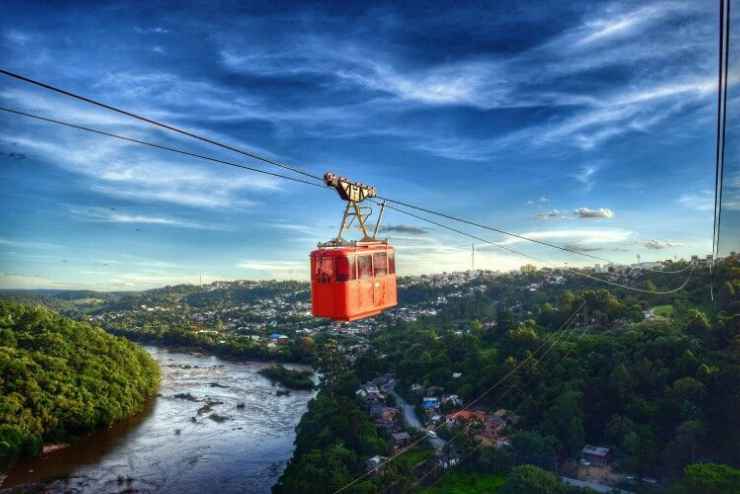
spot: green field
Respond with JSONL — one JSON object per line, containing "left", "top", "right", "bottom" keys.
{"left": 419, "top": 472, "right": 506, "bottom": 494}
{"left": 652, "top": 304, "right": 674, "bottom": 318}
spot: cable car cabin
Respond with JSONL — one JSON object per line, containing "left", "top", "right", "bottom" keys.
{"left": 310, "top": 242, "right": 397, "bottom": 321}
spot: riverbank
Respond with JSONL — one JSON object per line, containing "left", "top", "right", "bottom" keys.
{"left": 105, "top": 327, "right": 315, "bottom": 366}
{"left": 0, "top": 302, "right": 160, "bottom": 474}
{"left": 1, "top": 346, "right": 316, "bottom": 494}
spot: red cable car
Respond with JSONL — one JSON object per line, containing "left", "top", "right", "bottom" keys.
{"left": 310, "top": 173, "right": 398, "bottom": 321}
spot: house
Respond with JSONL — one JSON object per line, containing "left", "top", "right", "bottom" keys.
{"left": 391, "top": 432, "right": 411, "bottom": 447}
{"left": 441, "top": 394, "right": 463, "bottom": 407}
{"left": 581, "top": 445, "right": 611, "bottom": 466}
{"left": 380, "top": 407, "right": 399, "bottom": 423}
{"left": 366, "top": 455, "right": 387, "bottom": 473}
{"left": 270, "top": 333, "right": 289, "bottom": 344}
{"left": 447, "top": 410, "right": 486, "bottom": 426}
{"left": 422, "top": 397, "right": 440, "bottom": 410}
{"left": 480, "top": 415, "right": 506, "bottom": 439}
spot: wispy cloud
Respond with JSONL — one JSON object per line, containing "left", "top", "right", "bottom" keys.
{"left": 573, "top": 164, "right": 601, "bottom": 191}
{"left": 536, "top": 209, "right": 566, "bottom": 220}
{"left": 499, "top": 228, "right": 634, "bottom": 246}
{"left": 0, "top": 238, "right": 61, "bottom": 249}
{"left": 70, "top": 207, "right": 228, "bottom": 230}
{"left": 1, "top": 133, "right": 278, "bottom": 209}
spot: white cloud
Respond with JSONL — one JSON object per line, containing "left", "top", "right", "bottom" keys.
{"left": 642, "top": 239, "right": 682, "bottom": 250}
{"left": 574, "top": 207, "right": 614, "bottom": 219}
{"left": 678, "top": 190, "right": 714, "bottom": 211}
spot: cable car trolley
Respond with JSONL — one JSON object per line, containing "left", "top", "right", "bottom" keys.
{"left": 310, "top": 172, "right": 398, "bottom": 321}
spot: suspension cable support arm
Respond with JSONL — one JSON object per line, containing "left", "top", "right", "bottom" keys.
{"left": 324, "top": 172, "right": 377, "bottom": 202}
{"left": 323, "top": 172, "right": 383, "bottom": 244}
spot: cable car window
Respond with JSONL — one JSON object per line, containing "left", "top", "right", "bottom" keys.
{"left": 388, "top": 252, "right": 395, "bottom": 274}
{"left": 316, "top": 256, "right": 334, "bottom": 283}
{"left": 336, "top": 255, "right": 355, "bottom": 282}
{"left": 373, "top": 252, "right": 387, "bottom": 276}
{"left": 357, "top": 255, "right": 372, "bottom": 279}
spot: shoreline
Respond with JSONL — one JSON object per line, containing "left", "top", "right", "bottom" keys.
{"left": 1, "top": 345, "right": 315, "bottom": 494}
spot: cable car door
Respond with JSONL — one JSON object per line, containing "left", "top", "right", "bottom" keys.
{"left": 373, "top": 251, "right": 387, "bottom": 307}
{"left": 357, "top": 254, "right": 374, "bottom": 311}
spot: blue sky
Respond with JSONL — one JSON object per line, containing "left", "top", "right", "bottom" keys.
{"left": 0, "top": 0, "right": 729, "bottom": 290}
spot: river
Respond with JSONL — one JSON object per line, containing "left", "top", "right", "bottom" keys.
{"left": 0, "top": 346, "right": 316, "bottom": 494}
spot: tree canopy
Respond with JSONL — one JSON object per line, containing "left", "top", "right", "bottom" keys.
{"left": 0, "top": 302, "right": 160, "bottom": 466}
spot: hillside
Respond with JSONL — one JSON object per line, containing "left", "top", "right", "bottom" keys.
{"left": 0, "top": 302, "right": 160, "bottom": 467}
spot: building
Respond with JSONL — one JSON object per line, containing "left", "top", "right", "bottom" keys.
{"left": 422, "top": 397, "right": 440, "bottom": 409}
{"left": 582, "top": 445, "right": 611, "bottom": 466}
{"left": 446, "top": 410, "right": 486, "bottom": 426}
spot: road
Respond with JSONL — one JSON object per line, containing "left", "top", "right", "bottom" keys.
{"left": 390, "top": 389, "right": 446, "bottom": 450}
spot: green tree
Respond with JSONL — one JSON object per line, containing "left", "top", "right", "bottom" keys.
{"left": 500, "top": 465, "right": 564, "bottom": 494}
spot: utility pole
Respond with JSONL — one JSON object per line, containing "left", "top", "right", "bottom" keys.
{"left": 471, "top": 243, "right": 475, "bottom": 271}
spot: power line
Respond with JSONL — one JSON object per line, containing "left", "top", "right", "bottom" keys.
{"left": 413, "top": 316, "right": 594, "bottom": 492}
{"left": 0, "top": 68, "right": 325, "bottom": 183}
{"left": 386, "top": 202, "right": 697, "bottom": 296}
{"left": 712, "top": 0, "right": 731, "bottom": 301}
{"left": 0, "top": 106, "right": 327, "bottom": 190}
{"left": 0, "top": 73, "right": 700, "bottom": 272}
{"left": 377, "top": 196, "right": 613, "bottom": 264}
{"left": 334, "top": 301, "right": 588, "bottom": 494}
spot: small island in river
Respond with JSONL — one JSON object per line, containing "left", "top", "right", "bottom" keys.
{"left": 258, "top": 364, "right": 315, "bottom": 390}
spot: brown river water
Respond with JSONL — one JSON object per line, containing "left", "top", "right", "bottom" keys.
{"left": 0, "top": 346, "right": 316, "bottom": 494}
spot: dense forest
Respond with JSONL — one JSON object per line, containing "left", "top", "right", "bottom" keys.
{"left": 0, "top": 302, "right": 160, "bottom": 468}
{"left": 275, "top": 256, "right": 740, "bottom": 493}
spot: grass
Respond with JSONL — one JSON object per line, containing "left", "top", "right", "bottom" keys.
{"left": 397, "top": 447, "right": 435, "bottom": 471}
{"left": 419, "top": 472, "right": 506, "bottom": 494}
{"left": 652, "top": 304, "right": 674, "bottom": 318}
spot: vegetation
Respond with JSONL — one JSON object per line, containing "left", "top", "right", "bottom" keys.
{"left": 669, "top": 463, "right": 740, "bottom": 494}
{"left": 651, "top": 304, "right": 674, "bottom": 318}
{"left": 259, "top": 364, "right": 315, "bottom": 390}
{"left": 276, "top": 255, "right": 740, "bottom": 493}
{"left": 419, "top": 472, "right": 505, "bottom": 493}
{"left": 0, "top": 302, "right": 160, "bottom": 467}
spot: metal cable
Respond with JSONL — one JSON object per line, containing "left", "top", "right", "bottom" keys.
{"left": 0, "top": 68, "right": 325, "bottom": 183}
{"left": 0, "top": 106, "right": 327, "bottom": 189}
{"left": 334, "top": 301, "right": 587, "bottom": 494}
{"left": 385, "top": 202, "right": 697, "bottom": 296}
